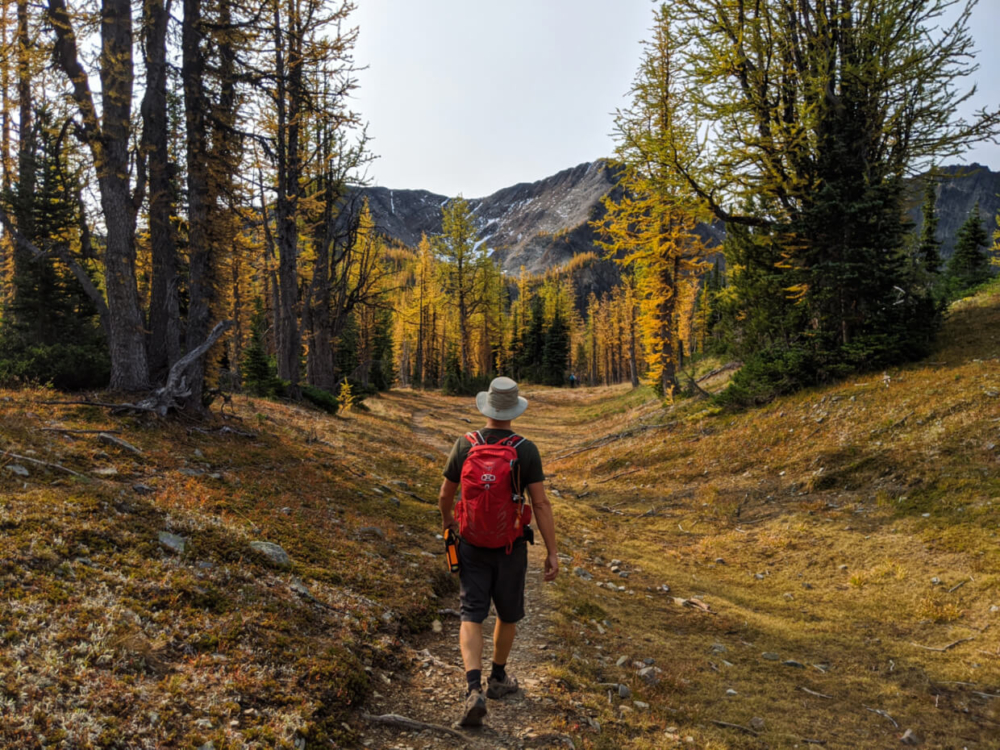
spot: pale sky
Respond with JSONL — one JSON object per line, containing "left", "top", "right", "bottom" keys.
{"left": 351, "top": 0, "right": 1000, "bottom": 199}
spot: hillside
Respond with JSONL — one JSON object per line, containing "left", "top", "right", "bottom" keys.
{"left": 0, "top": 393, "right": 461, "bottom": 748}
{"left": 3, "top": 285, "right": 1000, "bottom": 749}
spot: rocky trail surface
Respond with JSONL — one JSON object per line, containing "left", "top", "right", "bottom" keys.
{"left": 360, "top": 544, "right": 576, "bottom": 750}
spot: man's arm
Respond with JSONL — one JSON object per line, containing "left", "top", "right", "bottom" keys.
{"left": 526, "top": 481, "right": 559, "bottom": 581}
{"left": 439, "top": 478, "right": 460, "bottom": 534}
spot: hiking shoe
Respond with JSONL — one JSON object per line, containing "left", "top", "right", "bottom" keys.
{"left": 486, "top": 673, "right": 519, "bottom": 699}
{"left": 458, "top": 690, "right": 487, "bottom": 727}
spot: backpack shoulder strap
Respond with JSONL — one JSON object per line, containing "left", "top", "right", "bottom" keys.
{"left": 465, "top": 430, "right": 485, "bottom": 446}
{"left": 499, "top": 434, "right": 525, "bottom": 449}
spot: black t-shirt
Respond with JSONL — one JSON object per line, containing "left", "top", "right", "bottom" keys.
{"left": 442, "top": 429, "right": 545, "bottom": 488}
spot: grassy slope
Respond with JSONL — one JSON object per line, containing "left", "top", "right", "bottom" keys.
{"left": 4, "top": 285, "right": 1000, "bottom": 750}
{"left": 540, "top": 285, "right": 1000, "bottom": 749}
{"left": 0, "top": 391, "right": 457, "bottom": 749}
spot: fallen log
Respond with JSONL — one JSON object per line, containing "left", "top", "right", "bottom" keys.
{"left": 1, "top": 451, "right": 88, "bottom": 479}
{"left": 595, "top": 468, "right": 641, "bottom": 484}
{"left": 910, "top": 637, "right": 975, "bottom": 653}
{"left": 711, "top": 720, "right": 759, "bottom": 737}
{"left": 361, "top": 711, "right": 469, "bottom": 743}
{"left": 98, "top": 433, "right": 142, "bottom": 456}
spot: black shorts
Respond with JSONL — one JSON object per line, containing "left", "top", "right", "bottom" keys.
{"left": 458, "top": 538, "right": 528, "bottom": 624}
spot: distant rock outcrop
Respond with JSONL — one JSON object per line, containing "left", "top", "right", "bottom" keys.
{"left": 361, "top": 160, "right": 718, "bottom": 302}
{"left": 360, "top": 160, "right": 998, "bottom": 297}
{"left": 361, "top": 160, "right": 623, "bottom": 273}
{"left": 907, "top": 164, "right": 1000, "bottom": 260}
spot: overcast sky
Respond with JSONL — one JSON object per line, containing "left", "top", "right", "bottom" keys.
{"left": 351, "top": 0, "right": 1000, "bottom": 199}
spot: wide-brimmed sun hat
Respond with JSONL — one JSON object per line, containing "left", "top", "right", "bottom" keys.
{"left": 476, "top": 377, "right": 528, "bottom": 421}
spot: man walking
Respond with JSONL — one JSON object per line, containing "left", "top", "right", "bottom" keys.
{"left": 438, "top": 377, "right": 559, "bottom": 728}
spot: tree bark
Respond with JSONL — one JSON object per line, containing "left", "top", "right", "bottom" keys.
{"left": 628, "top": 291, "right": 639, "bottom": 388}
{"left": 182, "top": 0, "right": 212, "bottom": 412}
{"left": 48, "top": 0, "right": 150, "bottom": 390}
{"left": 272, "top": 1, "right": 302, "bottom": 398}
{"left": 13, "top": 0, "right": 33, "bottom": 260}
{"left": 142, "top": 0, "right": 180, "bottom": 382}
{"left": 304, "top": 130, "right": 337, "bottom": 392}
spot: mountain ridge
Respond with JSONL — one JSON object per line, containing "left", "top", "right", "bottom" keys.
{"left": 361, "top": 160, "right": 1000, "bottom": 280}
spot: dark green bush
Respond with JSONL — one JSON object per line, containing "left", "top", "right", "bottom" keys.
{"left": 0, "top": 339, "right": 110, "bottom": 391}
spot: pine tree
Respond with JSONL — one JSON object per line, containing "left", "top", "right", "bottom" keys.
{"left": 0, "top": 107, "right": 108, "bottom": 389}
{"left": 541, "top": 307, "right": 569, "bottom": 386}
{"left": 918, "top": 178, "right": 942, "bottom": 274}
{"left": 946, "top": 204, "right": 992, "bottom": 298}
{"left": 242, "top": 298, "right": 282, "bottom": 397}
{"left": 516, "top": 294, "right": 546, "bottom": 382}
{"left": 370, "top": 308, "right": 396, "bottom": 391}
{"left": 436, "top": 196, "right": 486, "bottom": 375}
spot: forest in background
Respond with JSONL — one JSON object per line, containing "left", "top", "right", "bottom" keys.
{"left": 0, "top": 0, "right": 999, "bottom": 413}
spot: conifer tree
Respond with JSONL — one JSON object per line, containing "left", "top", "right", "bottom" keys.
{"left": 946, "top": 204, "right": 992, "bottom": 297}
{"left": 918, "top": 179, "right": 943, "bottom": 275}
{"left": 435, "top": 196, "right": 486, "bottom": 375}
{"left": 0, "top": 108, "right": 108, "bottom": 389}
{"left": 621, "top": 0, "right": 996, "bottom": 402}
{"left": 242, "top": 298, "right": 282, "bottom": 397}
{"left": 541, "top": 307, "right": 569, "bottom": 386}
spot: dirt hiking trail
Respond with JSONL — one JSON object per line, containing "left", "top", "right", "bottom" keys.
{"left": 361, "top": 545, "right": 574, "bottom": 750}
{"left": 360, "top": 390, "right": 581, "bottom": 750}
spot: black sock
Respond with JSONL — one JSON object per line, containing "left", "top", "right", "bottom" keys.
{"left": 466, "top": 669, "right": 482, "bottom": 695}
{"left": 490, "top": 662, "right": 506, "bottom": 682}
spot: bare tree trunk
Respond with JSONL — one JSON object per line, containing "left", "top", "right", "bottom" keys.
{"left": 304, "top": 130, "right": 336, "bottom": 392}
{"left": 0, "top": 0, "right": 9, "bottom": 309}
{"left": 212, "top": 0, "right": 240, "bottom": 386}
{"left": 182, "top": 0, "right": 212, "bottom": 413}
{"left": 48, "top": 0, "right": 150, "bottom": 390}
{"left": 258, "top": 166, "right": 281, "bottom": 357}
{"left": 272, "top": 1, "right": 302, "bottom": 398}
{"left": 305, "top": 232, "right": 334, "bottom": 389}
{"left": 628, "top": 299, "right": 638, "bottom": 388}
{"left": 415, "top": 301, "right": 424, "bottom": 387}
{"left": 13, "top": 0, "right": 32, "bottom": 253}
{"left": 0, "top": 0, "right": 10, "bottom": 193}
{"left": 142, "top": 0, "right": 180, "bottom": 382}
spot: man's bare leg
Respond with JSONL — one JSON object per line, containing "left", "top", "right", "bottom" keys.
{"left": 460, "top": 621, "right": 484, "bottom": 675}
{"left": 492, "top": 620, "right": 516, "bottom": 665}
{"left": 486, "top": 620, "right": 519, "bottom": 698}
{"left": 458, "top": 621, "right": 488, "bottom": 726}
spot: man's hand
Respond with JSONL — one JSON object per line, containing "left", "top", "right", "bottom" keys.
{"left": 544, "top": 551, "right": 559, "bottom": 582}
{"left": 439, "top": 479, "right": 459, "bottom": 536}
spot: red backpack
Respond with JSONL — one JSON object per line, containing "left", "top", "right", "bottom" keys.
{"left": 457, "top": 431, "right": 532, "bottom": 551}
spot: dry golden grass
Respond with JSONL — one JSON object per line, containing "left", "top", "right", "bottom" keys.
{"left": 0, "top": 387, "right": 458, "bottom": 749}
{"left": 498, "top": 283, "right": 1000, "bottom": 749}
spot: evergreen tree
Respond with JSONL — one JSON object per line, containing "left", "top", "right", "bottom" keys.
{"left": 946, "top": 203, "right": 993, "bottom": 298}
{"left": 918, "top": 178, "right": 943, "bottom": 274}
{"left": 241, "top": 298, "right": 282, "bottom": 397}
{"left": 335, "top": 311, "right": 360, "bottom": 383}
{"left": 435, "top": 197, "right": 486, "bottom": 374}
{"left": 516, "top": 294, "right": 546, "bottom": 382}
{"left": 369, "top": 307, "right": 396, "bottom": 391}
{"left": 541, "top": 307, "right": 570, "bottom": 386}
{"left": 442, "top": 343, "right": 464, "bottom": 395}
{"left": 0, "top": 107, "right": 108, "bottom": 389}
{"left": 619, "top": 0, "right": 992, "bottom": 404}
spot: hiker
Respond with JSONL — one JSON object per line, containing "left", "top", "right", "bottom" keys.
{"left": 438, "top": 376, "right": 559, "bottom": 728}
{"left": 569, "top": 373, "right": 577, "bottom": 389}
